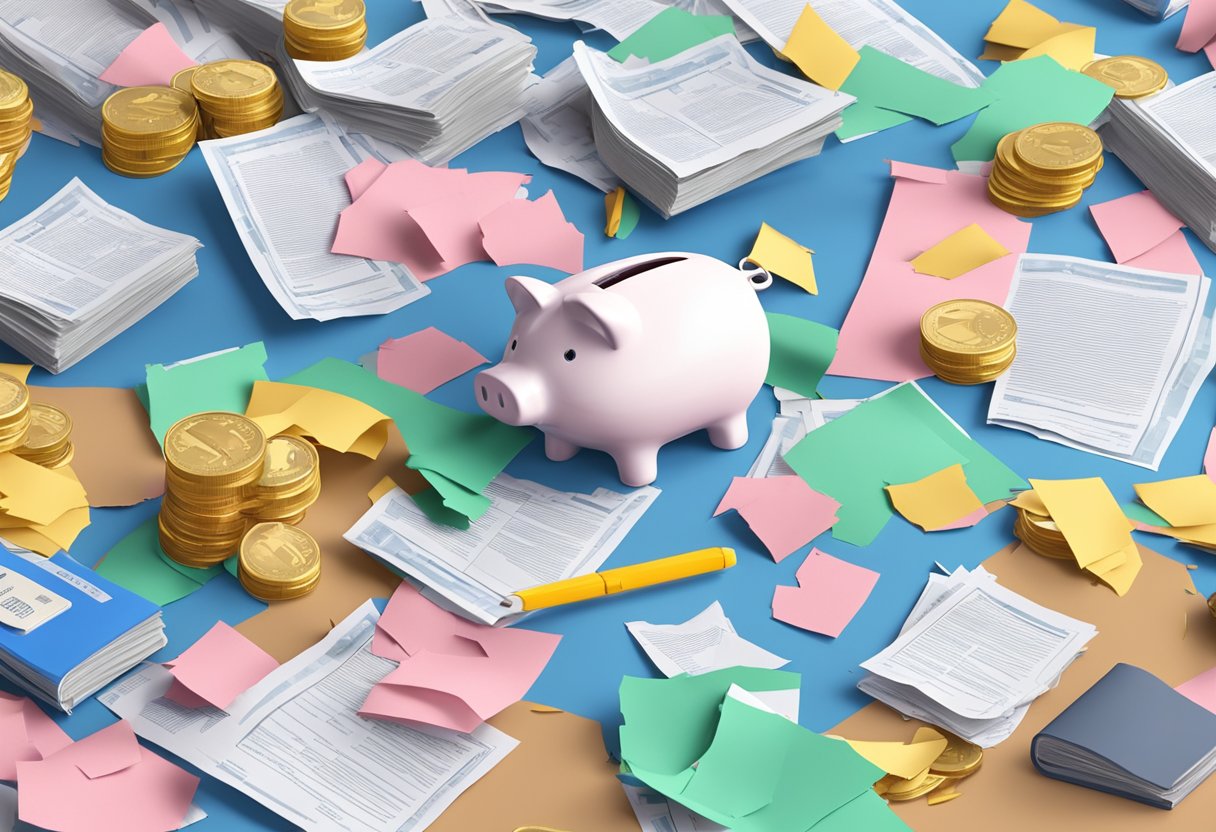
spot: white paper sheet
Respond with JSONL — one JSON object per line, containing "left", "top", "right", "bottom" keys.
{"left": 626, "top": 601, "right": 788, "bottom": 677}
{"left": 520, "top": 56, "right": 619, "bottom": 192}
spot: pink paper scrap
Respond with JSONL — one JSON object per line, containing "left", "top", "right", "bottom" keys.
{"left": 16, "top": 728, "right": 198, "bottom": 832}
{"left": 931, "top": 504, "right": 992, "bottom": 532}
{"left": 829, "top": 164, "right": 1032, "bottom": 382}
{"left": 714, "top": 476, "right": 840, "bottom": 563}
{"left": 372, "top": 582, "right": 492, "bottom": 663}
{"left": 1178, "top": 0, "right": 1216, "bottom": 52}
{"left": 409, "top": 171, "right": 531, "bottom": 270}
{"left": 344, "top": 158, "right": 387, "bottom": 201}
{"left": 164, "top": 622, "right": 278, "bottom": 710}
{"left": 771, "top": 548, "right": 879, "bottom": 638}
{"left": 479, "top": 190, "right": 586, "bottom": 274}
{"left": 1124, "top": 230, "right": 1202, "bottom": 276}
{"left": 1205, "top": 427, "right": 1216, "bottom": 483}
{"left": 1177, "top": 664, "right": 1216, "bottom": 714}
{"left": 0, "top": 692, "right": 71, "bottom": 781}
{"left": 99, "top": 23, "right": 196, "bottom": 88}
{"left": 66, "top": 721, "right": 143, "bottom": 779}
{"left": 887, "top": 160, "right": 948, "bottom": 184}
{"left": 1089, "top": 190, "right": 1185, "bottom": 264}
{"left": 376, "top": 327, "right": 488, "bottom": 394}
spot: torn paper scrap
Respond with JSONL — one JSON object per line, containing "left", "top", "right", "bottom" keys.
{"left": 781, "top": 3, "right": 859, "bottom": 91}
{"left": 772, "top": 548, "right": 880, "bottom": 637}
{"left": 479, "top": 189, "right": 585, "bottom": 274}
{"left": 744, "top": 222, "right": 816, "bottom": 294}
{"left": 164, "top": 622, "right": 278, "bottom": 710}
{"left": 1134, "top": 475, "right": 1216, "bottom": 527}
{"left": 1090, "top": 190, "right": 1186, "bottom": 264}
{"left": 376, "top": 328, "right": 488, "bottom": 395}
{"left": 714, "top": 475, "right": 839, "bottom": 562}
{"left": 886, "top": 463, "right": 986, "bottom": 531}
{"left": 626, "top": 601, "right": 788, "bottom": 677}
{"left": 245, "top": 380, "right": 390, "bottom": 458}
{"left": 910, "top": 223, "right": 1010, "bottom": 280}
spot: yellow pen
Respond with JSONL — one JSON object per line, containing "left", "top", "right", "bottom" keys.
{"left": 500, "top": 547, "right": 736, "bottom": 613}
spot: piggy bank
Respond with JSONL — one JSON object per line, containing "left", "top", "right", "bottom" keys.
{"left": 474, "top": 252, "right": 772, "bottom": 487}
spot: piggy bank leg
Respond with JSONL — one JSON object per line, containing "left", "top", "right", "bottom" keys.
{"left": 544, "top": 433, "right": 580, "bottom": 462}
{"left": 612, "top": 445, "right": 660, "bottom": 488}
{"left": 706, "top": 411, "right": 749, "bottom": 450}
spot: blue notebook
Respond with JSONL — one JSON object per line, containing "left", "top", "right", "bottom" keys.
{"left": 0, "top": 544, "right": 165, "bottom": 712}
{"left": 1032, "top": 663, "right": 1216, "bottom": 809}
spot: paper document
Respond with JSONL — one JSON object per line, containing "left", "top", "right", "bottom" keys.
{"left": 473, "top": 0, "right": 667, "bottom": 38}
{"left": 199, "top": 113, "right": 429, "bottom": 321}
{"left": 102, "top": 601, "right": 517, "bottom": 832}
{"left": 520, "top": 57, "right": 620, "bottom": 192}
{"left": 627, "top": 601, "right": 788, "bottom": 677}
{"left": 345, "top": 475, "right": 659, "bottom": 624}
{"left": 113, "top": 0, "right": 255, "bottom": 63}
{"left": 989, "top": 254, "right": 1216, "bottom": 469}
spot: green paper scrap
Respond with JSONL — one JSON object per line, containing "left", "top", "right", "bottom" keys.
{"left": 765, "top": 313, "right": 839, "bottom": 399}
{"left": 608, "top": 7, "right": 734, "bottom": 64}
{"left": 1123, "top": 501, "right": 1168, "bottom": 528}
{"left": 619, "top": 667, "right": 801, "bottom": 776}
{"left": 784, "top": 383, "right": 1025, "bottom": 546}
{"left": 144, "top": 342, "right": 270, "bottom": 444}
{"left": 224, "top": 554, "right": 239, "bottom": 579}
{"left": 157, "top": 548, "right": 224, "bottom": 585}
{"left": 840, "top": 46, "right": 993, "bottom": 126}
{"left": 96, "top": 519, "right": 206, "bottom": 606}
{"left": 410, "top": 480, "right": 480, "bottom": 530}
{"left": 284, "top": 358, "right": 533, "bottom": 524}
{"left": 813, "top": 790, "right": 913, "bottom": 831}
{"left": 951, "top": 55, "right": 1114, "bottom": 162}
{"left": 835, "top": 103, "right": 913, "bottom": 141}
{"left": 616, "top": 191, "right": 640, "bottom": 240}
{"left": 624, "top": 692, "right": 888, "bottom": 832}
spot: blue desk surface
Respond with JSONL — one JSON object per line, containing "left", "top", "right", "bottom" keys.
{"left": 4, "top": 0, "right": 1215, "bottom": 828}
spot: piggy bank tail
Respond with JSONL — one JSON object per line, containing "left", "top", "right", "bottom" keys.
{"left": 737, "top": 259, "right": 773, "bottom": 291}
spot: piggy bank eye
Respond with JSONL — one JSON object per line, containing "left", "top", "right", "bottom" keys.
{"left": 510, "top": 339, "right": 517, "bottom": 351}
{"left": 564, "top": 349, "right": 576, "bottom": 362}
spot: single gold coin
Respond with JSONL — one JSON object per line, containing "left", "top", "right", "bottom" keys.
{"left": 1082, "top": 55, "right": 1168, "bottom": 99}
{"left": 102, "top": 86, "right": 196, "bottom": 136}
{"left": 164, "top": 412, "right": 266, "bottom": 479}
{"left": 257, "top": 435, "right": 319, "bottom": 488}
{"left": 240, "top": 521, "right": 321, "bottom": 584}
{"left": 18, "top": 403, "right": 70, "bottom": 450}
{"left": 929, "top": 734, "right": 984, "bottom": 778}
{"left": 191, "top": 60, "right": 277, "bottom": 103}
{"left": 885, "top": 773, "right": 948, "bottom": 801}
{"left": 285, "top": 0, "right": 365, "bottom": 29}
{"left": 921, "top": 300, "right": 1017, "bottom": 356}
{"left": 1014, "top": 122, "right": 1103, "bottom": 174}
{"left": 0, "top": 372, "right": 28, "bottom": 419}
{"left": 170, "top": 66, "right": 200, "bottom": 95}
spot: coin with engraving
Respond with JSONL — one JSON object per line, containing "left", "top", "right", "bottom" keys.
{"left": 0, "top": 69, "right": 28, "bottom": 114}
{"left": 240, "top": 522, "right": 321, "bottom": 584}
{"left": 1014, "top": 122, "right": 1103, "bottom": 173}
{"left": 164, "top": 412, "right": 266, "bottom": 480}
{"left": 0, "top": 372, "right": 28, "bottom": 419}
{"left": 19, "top": 403, "right": 70, "bottom": 450}
{"left": 257, "top": 435, "right": 319, "bottom": 489}
{"left": 1082, "top": 55, "right": 1167, "bottom": 99}
{"left": 102, "top": 86, "right": 196, "bottom": 136}
{"left": 929, "top": 734, "right": 984, "bottom": 778}
{"left": 191, "top": 60, "right": 277, "bottom": 103}
{"left": 921, "top": 300, "right": 1017, "bottom": 355}
{"left": 285, "top": 0, "right": 365, "bottom": 28}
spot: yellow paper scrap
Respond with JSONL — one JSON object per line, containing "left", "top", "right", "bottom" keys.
{"left": 2, "top": 506, "right": 90, "bottom": 555}
{"left": 1029, "top": 477, "right": 1133, "bottom": 570}
{"left": 1010, "top": 489, "right": 1049, "bottom": 516}
{"left": 604, "top": 187, "right": 624, "bottom": 237}
{"left": 745, "top": 222, "right": 817, "bottom": 294}
{"left": 1134, "top": 475, "right": 1216, "bottom": 528}
{"left": 245, "top": 380, "right": 390, "bottom": 459}
{"left": 910, "top": 224, "right": 1010, "bottom": 280}
{"left": 978, "top": 42, "right": 1027, "bottom": 62}
{"left": 843, "top": 727, "right": 947, "bottom": 779}
{"left": 1085, "top": 541, "right": 1142, "bottom": 597}
{"left": 0, "top": 453, "right": 89, "bottom": 527}
{"left": 927, "top": 789, "right": 963, "bottom": 806}
{"left": 781, "top": 3, "right": 860, "bottom": 90}
{"left": 1016, "top": 25, "right": 1095, "bottom": 71}
{"left": 984, "top": 0, "right": 1067, "bottom": 48}
{"left": 0, "top": 363, "right": 32, "bottom": 382}
{"left": 885, "top": 464, "right": 985, "bottom": 531}
{"left": 368, "top": 474, "right": 400, "bottom": 505}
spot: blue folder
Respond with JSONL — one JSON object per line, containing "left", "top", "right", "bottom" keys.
{"left": 1032, "top": 662, "right": 1216, "bottom": 809}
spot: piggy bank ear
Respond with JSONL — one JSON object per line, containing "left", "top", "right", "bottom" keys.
{"left": 505, "top": 275, "right": 559, "bottom": 316}
{"left": 564, "top": 290, "right": 641, "bottom": 350}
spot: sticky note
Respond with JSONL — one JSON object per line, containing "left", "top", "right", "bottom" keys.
{"left": 1134, "top": 475, "right": 1216, "bottom": 527}
{"left": 376, "top": 328, "right": 487, "bottom": 395}
{"left": 781, "top": 3, "right": 859, "bottom": 90}
{"left": 745, "top": 223, "right": 816, "bottom": 294}
{"left": 1030, "top": 477, "right": 1133, "bottom": 569}
{"left": 771, "top": 548, "right": 879, "bottom": 638}
{"left": 714, "top": 476, "right": 840, "bottom": 562}
{"left": 886, "top": 464, "right": 986, "bottom": 531}
{"left": 910, "top": 223, "right": 1010, "bottom": 279}
{"left": 765, "top": 313, "right": 838, "bottom": 398}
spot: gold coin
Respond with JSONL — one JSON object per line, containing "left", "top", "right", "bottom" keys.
{"left": 18, "top": 403, "right": 70, "bottom": 451}
{"left": 1082, "top": 55, "right": 1168, "bottom": 99}
{"left": 257, "top": 435, "right": 319, "bottom": 489}
{"left": 102, "top": 86, "right": 196, "bottom": 136}
{"left": 240, "top": 521, "right": 321, "bottom": 585}
{"left": 930, "top": 734, "right": 983, "bottom": 778}
{"left": 285, "top": 0, "right": 365, "bottom": 29}
{"left": 921, "top": 300, "right": 1016, "bottom": 357}
{"left": 0, "top": 372, "right": 28, "bottom": 419}
{"left": 1014, "top": 122, "right": 1103, "bottom": 174}
{"left": 885, "top": 773, "right": 948, "bottom": 801}
{"left": 0, "top": 69, "right": 27, "bottom": 114}
{"left": 170, "top": 66, "right": 199, "bottom": 95}
{"left": 191, "top": 60, "right": 277, "bottom": 104}
{"left": 164, "top": 412, "right": 266, "bottom": 480}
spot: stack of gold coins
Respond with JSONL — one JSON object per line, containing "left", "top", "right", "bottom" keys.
{"left": 238, "top": 521, "right": 322, "bottom": 601}
{"left": 875, "top": 732, "right": 983, "bottom": 803}
{"left": 190, "top": 60, "right": 283, "bottom": 138}
{"left": 919, "top": 299, "right": 1017, "bottom": 384}
{"left": 284, "top": 0, "right": 367, "bottom": 61}
{"left": 0, "top": 373, "right": 30, "bottom": 453}
{"left": 1013, "top": 507, "right": 1073, "bottom": 559}
{"left": 0, "top": 152, "right": 14, "bottom": 201}
{"left": 102, "top": 86, "right": 200, "bottom": 178}
{"left": 1082, "top": 55, "right": 1168, "bottom": 100}
{"left": 988, "top": 122, "right": 1104, "bottom": 218}
{"left": 0, "top": 69, "right": 32, "bottom": 160}
{"left": 160, "top": 412, "right": 267, "bottom": 568}
{"left": 170, "top": 66, "right": 207, "bottom": 141}
{"left": 244, "top": 435, "right": 321, "bottom": 525}
{"left": 13, "top": 403, "right": 73, "bottom": 468}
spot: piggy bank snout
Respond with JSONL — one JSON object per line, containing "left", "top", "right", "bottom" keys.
{"left": 475, "top": 364, "right": 544, "bottom": 427}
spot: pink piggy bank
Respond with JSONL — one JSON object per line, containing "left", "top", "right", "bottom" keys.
{"left": 474, "top": 252, "right": 772, "bottom": 487}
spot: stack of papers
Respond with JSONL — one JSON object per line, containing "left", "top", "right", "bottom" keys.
{"left": 0, "top": 178, "right": 201, "bottom": 373}
{"left": 285, "top": 18, "right": 536, "bottom": 164}
{"left": 189, "top": 0, "right": 286, "bottom": 55}
{"left": 858, "top": 566, "right": 1097, "bottom": 746}
{"left": 1122, "top": 0, "right": 1187, "bottom": 17}
{"left": 0, "top": 0, "right": 152, "bottom": 146}
{"left": 989, "top": 254, "right": 1216, "bottom": 469}
{"left": 0, "top": 542, "right": 166, "bottom": 712}
{"left": 573, "top": 35, "right": 852, "bottom": 217}
{"left": 1099, "top": 72, "right": 1216, "bottom": 256}
{"left": 113, "top": 0, "right": 256, "bottom": 65}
